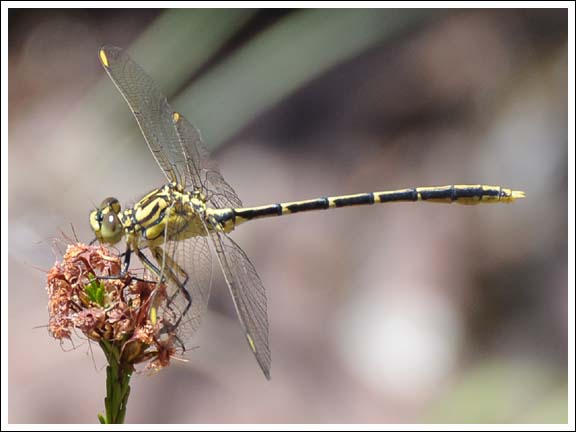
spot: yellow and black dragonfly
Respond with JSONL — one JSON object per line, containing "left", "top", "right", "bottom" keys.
{"left": 90, "top": 45, "right": 524, "bottom": 380}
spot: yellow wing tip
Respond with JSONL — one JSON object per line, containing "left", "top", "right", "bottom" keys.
{"left": 99, "top": 48, "right": 109, "bottom": 67}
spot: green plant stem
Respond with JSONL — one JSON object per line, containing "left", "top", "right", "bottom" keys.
{"left": 98, "top": 340, "right": 133, "bottom": 424}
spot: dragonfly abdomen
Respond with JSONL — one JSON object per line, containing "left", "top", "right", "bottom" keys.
{"left": 209, "top": 184, "right": 524, "bottom": 231}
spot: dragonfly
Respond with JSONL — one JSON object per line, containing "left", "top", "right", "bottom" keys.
{"left": 90, "top": 45, "right": 525, "bottom": 380}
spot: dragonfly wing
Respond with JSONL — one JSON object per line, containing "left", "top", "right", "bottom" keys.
{"left": 149, "top": 207, "right": 213, "bottom": 343}
{"left": 100, "top": 45, "right": 243, "bottom": 208}
{"left": 204, "top": 169, "right": 244, "bottom": 209}
{"left": 99, "top": 45, "right": 188, "bottom": 185}
{"left": 172, "top": 112, "right": 243, "bottom": 209}
{"left": 209, "top": 232, "right": 271, "bottom": 379}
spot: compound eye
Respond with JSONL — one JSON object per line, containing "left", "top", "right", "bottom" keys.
{"left": 100, "top": 209, "right": 123, "bottom": 244}
{"left": 100, "top": 197, "right": 121, "bottom": 214}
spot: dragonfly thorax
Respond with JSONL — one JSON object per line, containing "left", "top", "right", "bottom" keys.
{"left": 89, "top": 183, "right": 212, "bottom": 249}
{"left": 94, "top": 183, "right": 215, "bottom": 252}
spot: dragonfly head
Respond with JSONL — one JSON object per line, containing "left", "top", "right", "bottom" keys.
{"left": 89, "top": 197, "right": 124, "bottom": 245}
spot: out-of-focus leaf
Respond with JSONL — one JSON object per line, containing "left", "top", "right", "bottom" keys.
{"left": 175, "top": 9, "right": 439, "bottom": 148}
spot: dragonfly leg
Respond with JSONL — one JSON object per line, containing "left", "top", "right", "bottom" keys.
{"left": 120, "top": 247, "right": 131, "bottom": 275}
{"left": 135, "top": 249, "right": 183, "bottom": 328}
{"left": 131, "top": 249, "right": 189, "bottom": 353}
{"left": 146, "top": 246, "right": 193, "bottom": 332}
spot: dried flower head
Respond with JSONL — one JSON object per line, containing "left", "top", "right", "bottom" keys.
{"left": 47, "top": 243, "right": 177, "bottom": 371}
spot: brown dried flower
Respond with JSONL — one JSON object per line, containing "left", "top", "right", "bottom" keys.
{"left": 47, "top": 243, "right": 177, "bottom": 371}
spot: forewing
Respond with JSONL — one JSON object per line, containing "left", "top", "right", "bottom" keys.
{"left": 100, "top": 45, "right": 243, "bottom": 207}
{"left": 99, "top": 45, "right": 187, "bottom": 185}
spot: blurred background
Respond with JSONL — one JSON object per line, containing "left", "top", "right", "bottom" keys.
{"left": 8, "top": 8, "right": 568, "bottom": 424}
